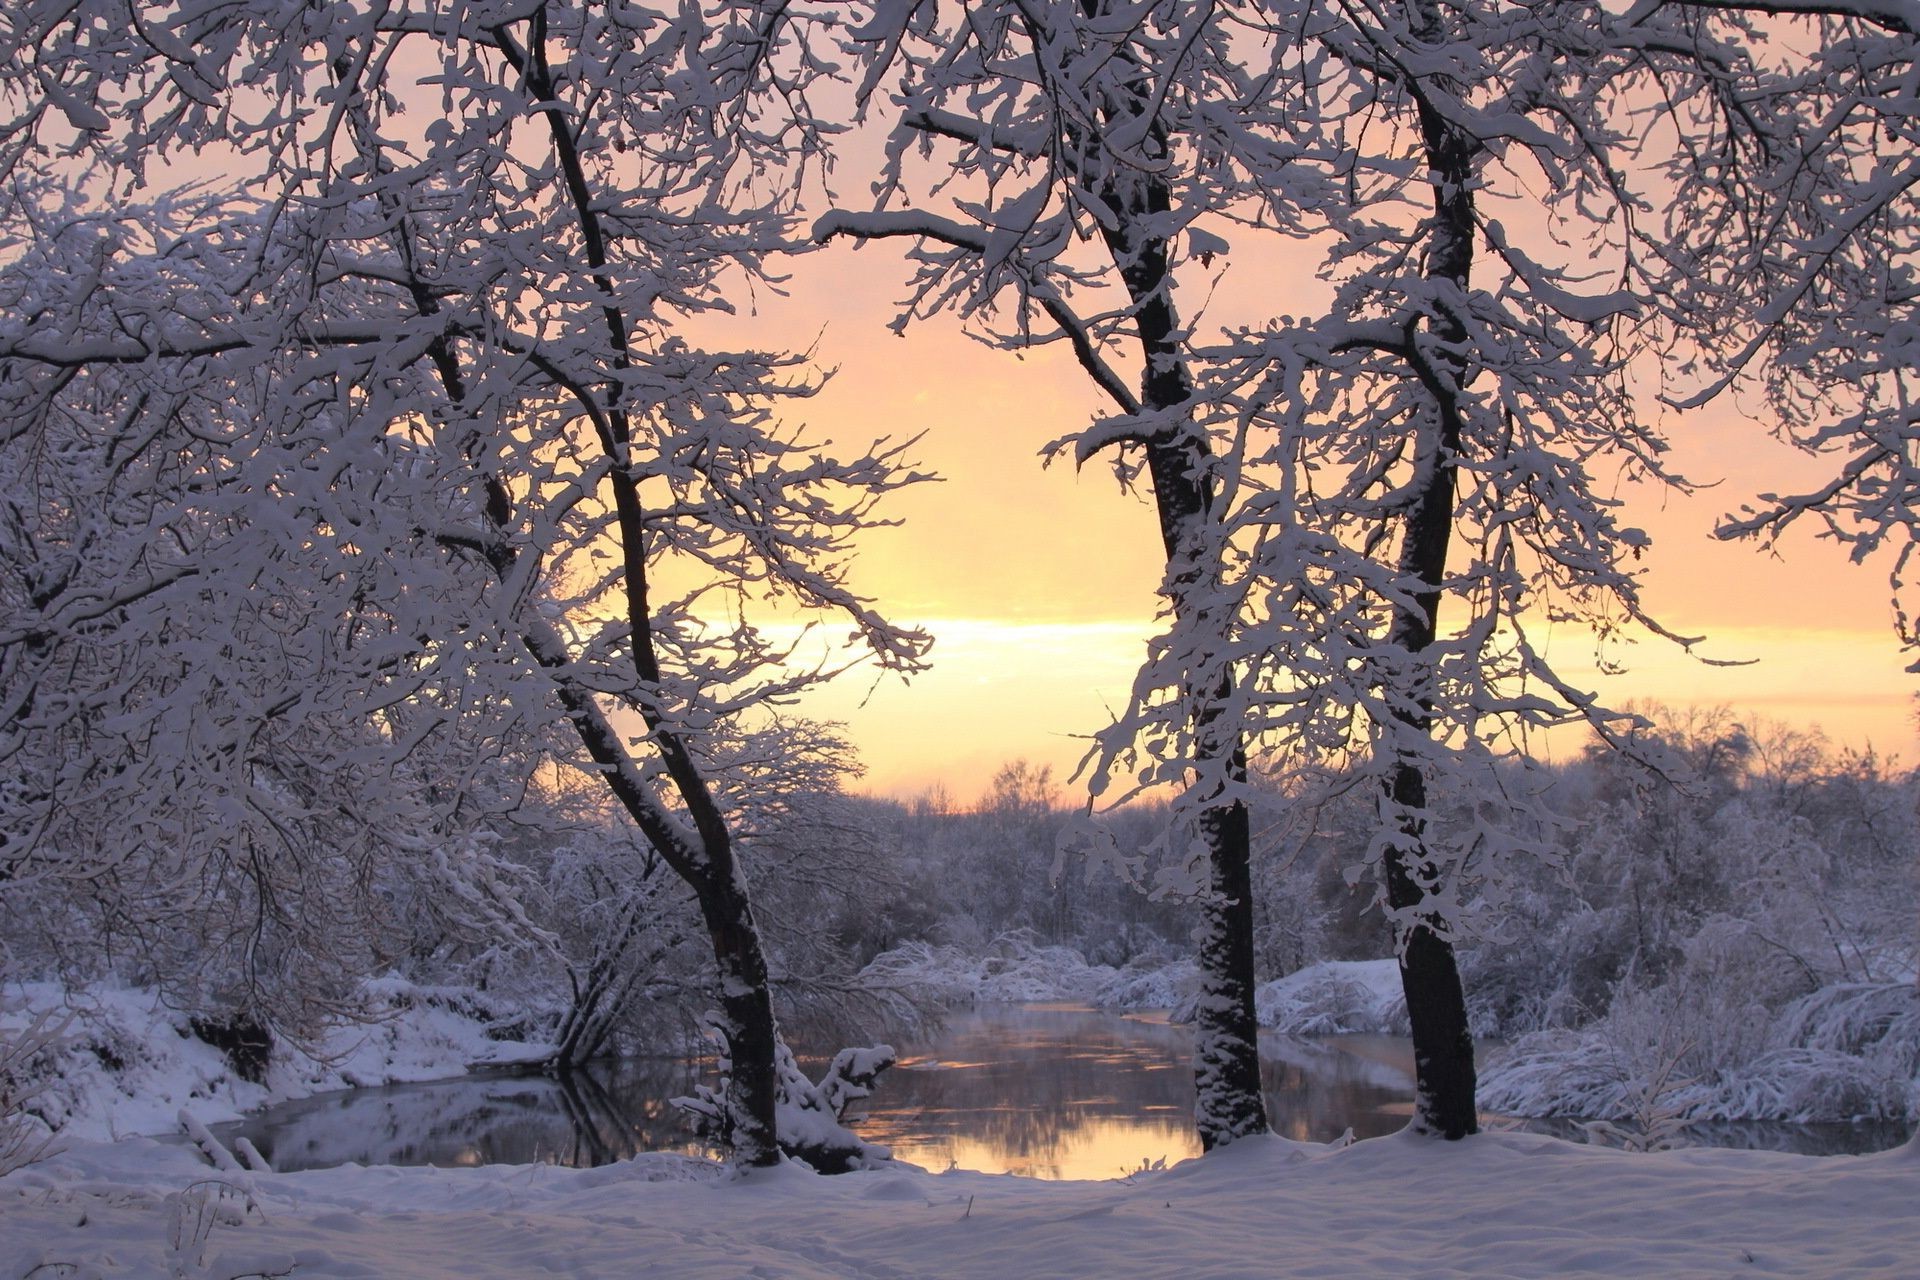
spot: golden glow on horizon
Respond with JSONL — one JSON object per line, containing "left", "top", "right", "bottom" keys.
{"left": 797, "top": 615, "right": 1917, "bottom": 801}
{"left": 95, "top": 46, "right": 1916, "bottom": 806}
{"left": 750, "top": 250, "right": 1917, "bottom": 800}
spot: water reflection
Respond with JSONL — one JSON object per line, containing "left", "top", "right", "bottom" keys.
{"left": 218, "top": 1005, "right": 1411, "bottom": 1178}
{"left": 214, "top": 1005, "right": 1911, "bottom": 1178}
{"left": 219, "top": 1056, "right": 710, "bottom": 1173}
{"left": 844, "top": 1006, "right": 1412, "bottom": 1178}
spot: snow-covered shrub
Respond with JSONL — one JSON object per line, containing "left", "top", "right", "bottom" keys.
{"left": 1482, "top": 991, "right": 1721, "bottom": 1149}
{"left": 1765, "top": 982, "right": 1920, "bottom": 1118}
{"left": 855, "top": 942, "right": 984, "bottom": 1010}
{"left": 0, "top": 1010, "right": 64, "bottom": 1174}
{"left": 1094, "top": 956, "right": 1202, "bottom": 1013}
{"left": 1726, "top": 1048, "right": 1909, "bottom": 1123}
{"left": 1253, "top": 960, "right": 1409, "bottom": 1035}
{"left": 1774, "top": 982, "right": 1920, "bottom": 1066}
{"left": 856, "top": 934, "right": 1117, "bottom": 1009}
{"left": 976, "top": 935, "right": 1115, "bottom": 1003}
{"left": 1483, "top": 977, "right": 1920, "bottom": 1127}
{"left": 673, "top": 1029, "right": 896, "bottom": 1174}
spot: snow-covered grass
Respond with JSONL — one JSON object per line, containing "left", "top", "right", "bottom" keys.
{"left": 2, "top": 1126, "right": 1915, "bottom": 1278}
{"left": 0, "top": 979, "right": 550, "bottom": 1145}
{"left": 1482, "top": 981, "right": 1920, "bottom": 1128}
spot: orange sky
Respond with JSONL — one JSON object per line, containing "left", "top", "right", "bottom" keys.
{"left": 117, "top": 59, "right": 1917, "bottom": 806}
{"left": 718, "top": 241, "right": 1918, "bottom": 802}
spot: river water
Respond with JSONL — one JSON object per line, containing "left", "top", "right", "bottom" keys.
{"left": 214, "top": 1004, "right": 1908, "bottom": 1178}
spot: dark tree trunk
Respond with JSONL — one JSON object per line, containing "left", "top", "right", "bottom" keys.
{"left": 479, "top": 13, "right": 789, "bottom": 1165}
{"left": 1190, "top": 747, "right": 1270, "bottom": 1147}
{"left": 346, "top": 24, "right": 791, "bottom": 1153}
{"left": 1384, "top": 761, "right": 1478, "bottom": 1138}
{"left": 1378, "top": 375, "right": 1477, "bottom": 1138}
{"left": 1375, "top": 0, "right": 1482, "bottom": 1140}
{"left": 694, "top": 865, "right": 783, "bottom": 1167}
{"left": 1085, "top": 29, "right": 1269, "bottom": 1146}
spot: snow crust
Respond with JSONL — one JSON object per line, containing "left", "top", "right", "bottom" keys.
{"left": 3, "top": 1128, "right": 1915, "bottom": 1278}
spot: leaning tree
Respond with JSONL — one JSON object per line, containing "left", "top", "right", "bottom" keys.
{"left": 0, "top": 0, "right": 923, "bottom": 1167}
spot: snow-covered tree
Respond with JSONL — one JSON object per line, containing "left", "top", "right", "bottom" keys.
{"left": 1649, "top": 2, "right": 1920, "bottom": 668}
{"left": 818, "top": 0, "right": 1316, "bottom": 1148}
{"left": 0, "top": 0, "right": 924, "bottom": 1168}
{"left": 819, "top": 0, "right": 1769, "bottom": 1140}
{"left": 0, "top": 192, "right": 546, "bottom": 1032}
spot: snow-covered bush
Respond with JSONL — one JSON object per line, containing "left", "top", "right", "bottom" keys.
{"left": 1253, "top": 961, "right": 1410, "bottom": 1036}
{"left": 855, "top": 942, "right": 984, "bottom": 1011}
{"left": 0, "top": 1009, "right": 63, "bottom": 1174}
{"left": 1094, "top": 956, "right": 1203, "bottom": 1013}
{"left": 977, "top": 937, "right": 1117, "bottom": 1003}
{"left": 673, "top": 1029, "right": 896, "bottom": 1174}
{"left": 857, "top": 935, "right": 1118, "bottom": 1009}
{"left": 1775, "top": 983, "right": 1920, "bottom": 1068}
{"left": 1483, "top": 978, "right": 1920, "bottom": 1127}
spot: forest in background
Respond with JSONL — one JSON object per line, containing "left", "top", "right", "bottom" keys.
{"left": 6, "top": 702, "right": 1914, "bottom": 1147}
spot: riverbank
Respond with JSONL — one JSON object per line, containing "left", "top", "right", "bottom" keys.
{"left": 1, "top": 980, "right": 547, "bottom": 1143}
{"left": 4, "top": 1126, "right": 1915, "bottom": 1278}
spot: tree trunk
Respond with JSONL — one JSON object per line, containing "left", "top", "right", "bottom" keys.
{"left": 1104, "top": 130, "right": 1269, "bottom": 1151}
{"left": 1378, "top": 413, "right": 1478, "bottom": 1138}
{"left": 1190, "top": 746, "right": 1270, "bottom": 1147}
{"left": 1384, "top": 761, "right": 1478, "bottom": 1138}
{"left": 694, "top": 865, "right": 783, "bottom": 1168}
{"left": 1376, "top": 0, "right": 1481, "bottom": 1140}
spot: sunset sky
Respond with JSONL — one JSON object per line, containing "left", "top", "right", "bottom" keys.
{"left": 714, "top": 239, "right": 1918, "bottom": 802}
{"left": 126, "top": 61, "right": 1915, "bottom": 807}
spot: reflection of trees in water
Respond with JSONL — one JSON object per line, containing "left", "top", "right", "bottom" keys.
{"left": 839, "top": 1008, "right": 1413, "bottom": 1164}
{"left": 1256, "top": 1034, "right": 1414, "bottom": 1145}
{"left": 837, "top": 1007, "right": 1196, "bottom": 1171}
{"left": 216, "top": 1058, "right": 710, "bottom": 1172}
{"left": 219, "top": 1007, "right": 1899, "bottom": 1173}
{"left": 221, "top": 1011, "right": 1417, "bottom": 1173}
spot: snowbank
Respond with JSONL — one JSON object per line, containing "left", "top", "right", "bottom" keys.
{"left": 0, "top": 979, "right": 550, "bottom": 1144}
{"left": 2, "top": 1126, "right": 1915, "bottom": 1278}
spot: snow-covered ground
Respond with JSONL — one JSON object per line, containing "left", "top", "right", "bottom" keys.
{"left": 3, "top": 1127, "right": 1915, "bottom": 1278}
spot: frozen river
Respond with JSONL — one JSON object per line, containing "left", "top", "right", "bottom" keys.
{"left": 215, "top": 1004, "right": 1907, "bottom": 1177}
